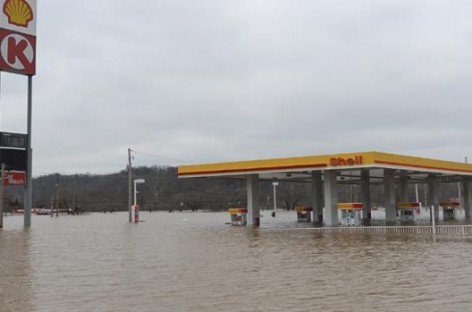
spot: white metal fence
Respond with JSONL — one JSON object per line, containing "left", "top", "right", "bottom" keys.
{"left": 268, "top": 225, "right": 472, "bottom": 236}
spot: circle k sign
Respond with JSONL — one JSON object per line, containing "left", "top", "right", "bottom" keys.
{"left": 0, "top": 0, "right": 36, "bottom": 76}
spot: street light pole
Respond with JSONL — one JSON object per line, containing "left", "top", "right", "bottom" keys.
{"left": 134, "top": 181, "right": 137, "bottom": 207}
{"left": 133, "top": 178, "right": 145, "bottom": 223}
{"left": 272, "top": 181, "right": 279, "bottom": 217}
{"left": 134, "top": 179, "right": 145, "bottom": 206}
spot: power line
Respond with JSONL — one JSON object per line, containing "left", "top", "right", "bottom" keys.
{"left": 132, "top": 149, "right": 191, "bottom": 165}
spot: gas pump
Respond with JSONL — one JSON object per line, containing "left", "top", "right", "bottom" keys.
{"left": 440, "top": 201, "right": 460, "bottom": 220}
{"left": 337, "top": 203, "right": 363, "bottom": 226}
{"left": 396, "top": 202, "right": 420, "bottom": 223}
{"left": 294, "top": 207, "right": 312, "bottom": 222}
{"left": 228, "top": 208, "right": 248, "bottom": 226}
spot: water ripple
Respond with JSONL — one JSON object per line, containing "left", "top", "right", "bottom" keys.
{"left": 1, "top": 211, "right": 472, "bottom": 311}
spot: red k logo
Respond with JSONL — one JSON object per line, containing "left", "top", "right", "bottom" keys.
{"left": 0, "top": 29, "right": 35, "bottom": 75}
{"left": 2, "top": 33, "right": 33, "bottom": 68}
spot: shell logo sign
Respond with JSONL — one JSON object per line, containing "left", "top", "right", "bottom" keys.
{"left": 0, "top": 0, "right": 36, "bottom": 75}
{"left": 4, "top": 0, "right": 34, "bottom": 28}
{"left": 329, "top": 155, "right": 364, "bottom": 167}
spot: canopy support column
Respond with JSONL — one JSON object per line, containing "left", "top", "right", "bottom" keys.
{"left": 464, "top": 178, "right": 471, "bottom": 219}
{"left": 361, "top": 169, "right": 371, "bottom": 225}
{"left": 324, "top": 171, "right": 338, "bottom": 227}
{"left": 384, "top": 169, "right": 396, "bottom": 224}
{"left": 428, "top": 174, "right": 439, "bottom": 223}
{"left": 399, "top": 173, "right": 409, "bottom": 202}
{"left": 311, "top": 171, "right": 323, "bottom": 224}
{"left": 246, "top": 174, "right": 260, "bottom": 227}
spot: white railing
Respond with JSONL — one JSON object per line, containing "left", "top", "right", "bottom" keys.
{"left": 267, "top": 225, "right": 472, "bottom": 236}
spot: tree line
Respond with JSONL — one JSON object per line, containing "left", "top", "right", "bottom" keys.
{"left": 3, "top": 166, "right": 462, "bottom": 213}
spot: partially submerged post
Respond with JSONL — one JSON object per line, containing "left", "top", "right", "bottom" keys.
{"left": 0, "top": 164, "right": 4, "bottom": 228}
{"left": 128, "top": 148, "right": 132, "bottom": 223}
{"left": 272, "top": 181, "right": 278, "bottom": 217}
{"left": 133, "top": 178, "right": 145, "bottom": 223}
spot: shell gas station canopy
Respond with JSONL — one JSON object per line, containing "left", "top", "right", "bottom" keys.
{"left": 178, "top": 151, "right": 472, "bottom": 183}
{"left": 178, "top": 151, "right": 472, "bottom": 227}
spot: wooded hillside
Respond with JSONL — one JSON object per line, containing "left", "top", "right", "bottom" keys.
{"left": 3, "top": 166, "right": 462, "bottom": 213}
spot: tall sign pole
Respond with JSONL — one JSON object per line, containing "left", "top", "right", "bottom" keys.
{"left": 24, "top": 75, "right": 32, "bottom": 226}
{"left": 0, "top": 0, "right": 37, "bottom": 227}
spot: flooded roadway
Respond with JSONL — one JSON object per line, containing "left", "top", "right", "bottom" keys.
{"left": 1, "top": 211, "right": 472, "bottom": 312}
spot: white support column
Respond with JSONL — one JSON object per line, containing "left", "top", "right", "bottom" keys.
{"left": 311, "top": 171, "right": 323, "bottom": 224}
{"left": 247, "top": 174, "right": 260, "bottom": 227}
{"left": 361, "top": 169, "right": 371, "bottom": 225}
{"left": 399, "top": 173, "right": 409, "bottom": 202}
{"left": 428, "top": 174, "right": 439, "bottom": 222}
{"left": 324, "top": 171, "right": 338, "bottom": 227}
{"left": 384, "top": 169, "right": 396, "bottom": 224}
{"left": 464, "top": 178, "right": 471, "bottom": 219}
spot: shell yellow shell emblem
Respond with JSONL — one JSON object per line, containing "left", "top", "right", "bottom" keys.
{"left": 3, "top": 0, "right": 33, "bottom": 28}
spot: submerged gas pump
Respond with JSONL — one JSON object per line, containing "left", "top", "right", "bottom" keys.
{"left": 228, "top": 208, "right": 248, "bottom": 226}
{"left": 396, "top": 202, "right": 420, "bottom": 223}
{"left": 440, "top": 201, "right": 460, "bottom": 220}
{"left": 337, "top": 203, "right": 363, "bottom": 226}
{"left": 295, "top": 207, "right": 312, "bottom": 222}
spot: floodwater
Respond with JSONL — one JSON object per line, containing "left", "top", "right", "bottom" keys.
{"left": 1, "top": 210, "right": 472, "bottom": 312}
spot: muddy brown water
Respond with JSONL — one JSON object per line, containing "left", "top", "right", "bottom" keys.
{"left": 1, "top": 211, "right": 472, "bottom": 312}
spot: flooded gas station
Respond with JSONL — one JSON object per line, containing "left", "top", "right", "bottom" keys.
{"left": 178, "top": 151, "right": 472, "bottom": 234}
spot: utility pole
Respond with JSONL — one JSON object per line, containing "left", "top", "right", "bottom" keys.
{"left": 272, "top": 181, "right": 278, "bottom": 217}
{"left": 55, "top": 176, "right": 59, "bottom": 217}
{"left": 128, "top": 148, "right": 132, "bottom": 223}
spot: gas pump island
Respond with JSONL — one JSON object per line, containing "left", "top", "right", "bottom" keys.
{"left": 178, "top": 151, "right": 472, "bottom": 227}
{"left": 229, "top": 208, "right": 248, "bottom": 226}
{"left": 441, "top": 201, "right": 461, "bottom": 220}
{"left": 295, "top": 207, "right": 313, "bottom": 222}
{"left": 396, "top": 202, "right": 421, "bottom": 223}
{"left": 337, "top": 203, "right": 363, "bottom": 226}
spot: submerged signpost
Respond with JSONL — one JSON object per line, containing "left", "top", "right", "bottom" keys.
{"left": 0, "top": 0, "right": 37, "bottom": 227}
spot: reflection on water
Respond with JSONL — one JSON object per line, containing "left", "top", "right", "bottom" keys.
{"left": 1, "top": 211, "right": 472, "bottom": 312}
{"left": 0, "top": 227, "right": 34, "bottom": 312}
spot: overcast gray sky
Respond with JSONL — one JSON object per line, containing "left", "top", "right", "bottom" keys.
{"left": 1, "top": 0, "right": 471, "bottom": 175}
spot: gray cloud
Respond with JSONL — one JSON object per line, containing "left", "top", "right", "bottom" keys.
{"left": 2, "top": 0, "right": 471, "bottom": 174}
